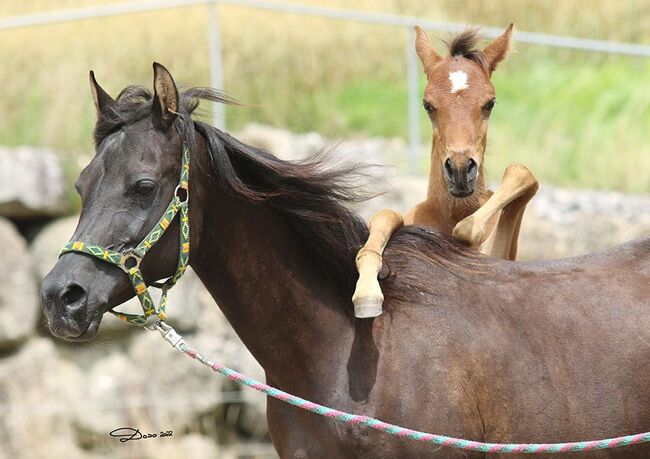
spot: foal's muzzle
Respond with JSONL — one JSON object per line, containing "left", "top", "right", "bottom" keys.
{"left": 444, "top": 157, "right": 478, "bottom": 198}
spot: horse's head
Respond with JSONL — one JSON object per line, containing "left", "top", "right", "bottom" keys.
{"left": 415, "top": 25, "right": 513, "bottom": 198}
{"left": 41, "top": 63, "right": 189, "bottom": 340}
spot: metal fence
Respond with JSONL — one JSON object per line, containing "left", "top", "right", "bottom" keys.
{"left": 3, "top": 0, "right": 650, "bottom": 172}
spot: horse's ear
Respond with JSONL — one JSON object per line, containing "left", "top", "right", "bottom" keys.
{"left": 482, "top": 23, "right": 514, "bottom": 75}
{"left": 89, "top": 71, "right": 115, "bottom": 119}
{"left": 152, "top": 62, "right": 179, "bottom": 130}
{"left": 415, "top": 26, "right": 442, "bottom": 75}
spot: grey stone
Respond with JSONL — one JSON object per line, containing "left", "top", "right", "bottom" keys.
{"left": 0, "top": 338, "right": 90, "bottom": 459}
{"left": 237, "top": 123, "right": 298, "bottom": 160}
{"left": 154, "top": 433, "right": 220, "bottom": 459}
{"left": 0, "top": 217, "right": 39, "bottom": 347}
{"left": 125, "top": 330, "right": 230, "bottom": 425}
{"left": 160, "top": 268, "right": 206, "bottom": 332}
{"left": 0, "top": 146, "right": 70, "bottom": 219}
{"left": 66, "top": 344, "right": 222, "bottom": 456}
{"left": 518, "top": 185, "right": 650, "bottom": 260}
{"left": 354, "top": 175, "right": 428, "bottom": 221}
{"left": 29, "top": 216, "right": 78, "bottom": 280}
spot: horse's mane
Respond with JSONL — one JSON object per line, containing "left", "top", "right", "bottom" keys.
{"left": 94, "top": 85, "right": 487, "bottom": 317}
{"left": 445, "top": 28, "right": 488, "bottom": 69}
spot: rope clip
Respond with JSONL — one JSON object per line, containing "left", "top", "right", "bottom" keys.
{"left": 155, "top": 321, "right": 186, "bottom": 350}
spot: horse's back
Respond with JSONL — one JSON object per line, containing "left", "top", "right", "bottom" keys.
{"left": 374, "top": 235, "right": 650, "bottom": 457}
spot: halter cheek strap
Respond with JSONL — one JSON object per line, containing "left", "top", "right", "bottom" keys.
{"left": 59, "top": 145, "right": 191, "bottom": 328}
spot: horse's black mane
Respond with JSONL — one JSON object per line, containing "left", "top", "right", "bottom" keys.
{"left": 445, "top": 28, "right": 487, "bottom": 69}
{"left": 94, "top": 85, "right": 485, "bottom": 316}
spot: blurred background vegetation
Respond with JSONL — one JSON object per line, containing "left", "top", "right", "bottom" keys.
{"left": 1, "top": 0, "right": 649, "bottom": 192}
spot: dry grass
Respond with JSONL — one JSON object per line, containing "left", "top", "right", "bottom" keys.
{"left": 1, "top": 0, "right": 649, "bottom": 192}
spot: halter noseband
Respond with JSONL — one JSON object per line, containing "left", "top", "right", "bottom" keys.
{"left": 59, "top": 144, "right": 191, "bottom": 328}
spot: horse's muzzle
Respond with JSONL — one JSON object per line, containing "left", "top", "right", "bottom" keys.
{"left": 444, "top": 157, "right": 478, "bottom": 198}
{"left": 39, "top": 254, "right": 114, "bottom": 341}
{"left": 40, "top": 275, "right": 97, "bottom": 341}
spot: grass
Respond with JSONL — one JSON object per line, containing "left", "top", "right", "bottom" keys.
{"left": 228, "top": 51, "right": 650, "bottom": 192}
{"left": 1, "top": 0, "right": 650, "bottom": 193}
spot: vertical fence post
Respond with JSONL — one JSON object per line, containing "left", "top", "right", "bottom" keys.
{"left": 406, "top": 27, "right": 421, "bottom": 174}
{"left": 208, "top": 0, "right": 226, "bottom": 131}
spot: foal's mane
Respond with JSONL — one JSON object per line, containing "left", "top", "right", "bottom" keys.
{"left": 445, "top": 28, "right": 488, "bottom": 69}
{"left": 94, "top": 85, "right": 486, "bottom": 316}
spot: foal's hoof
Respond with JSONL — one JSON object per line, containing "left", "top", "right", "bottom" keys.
{"left": 353, "top": 297, "right": 383, "bottom": 318}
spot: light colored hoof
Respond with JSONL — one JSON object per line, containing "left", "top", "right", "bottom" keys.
{"left": 353, "top": 297, "right": 383, "bottom": 318}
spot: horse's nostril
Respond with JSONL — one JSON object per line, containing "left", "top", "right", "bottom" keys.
{"left": 467, "top": 158, "right": 478, "bottom": 179}
{"left": 444, "top": 158, "right": 454, "bottom": 179}
{"left": 60, "top": 283, "right": 86, "bottom": 306}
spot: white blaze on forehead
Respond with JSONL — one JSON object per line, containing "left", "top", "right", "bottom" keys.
{"left": 448, "top": 71, "right": 469, "bottom": 94}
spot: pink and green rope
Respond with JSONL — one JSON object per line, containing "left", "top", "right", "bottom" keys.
{"left": 155, "top": 322, "right": 650, "bottom": 454}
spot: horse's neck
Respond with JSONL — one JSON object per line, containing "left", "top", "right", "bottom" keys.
{"left": 190, "top": 179, "right": 351, "bottom": 386}
{"left": 424, "top": 135, "right": 488, "bottom": 223}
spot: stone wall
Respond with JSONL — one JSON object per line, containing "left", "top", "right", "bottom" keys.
{"left": 0, "top": 127, "right": 648, "bottom": 458}
{"left": 0, "top": 146, "right": 272, "bottom": 459}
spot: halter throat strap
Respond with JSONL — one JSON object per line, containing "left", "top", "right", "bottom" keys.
{"left": 59, "top": 145, "right": 191, "bottom": 328}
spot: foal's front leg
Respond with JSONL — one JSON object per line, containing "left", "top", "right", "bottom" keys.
{"left": 452, "top": 163, "right": 538, "bottom": 260}
{"left": 352, "top": 209, "right": 404, "bottom": 318}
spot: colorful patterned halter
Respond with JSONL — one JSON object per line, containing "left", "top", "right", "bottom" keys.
{"left": 59, "top": 144, "right": 191, "bottom": 327}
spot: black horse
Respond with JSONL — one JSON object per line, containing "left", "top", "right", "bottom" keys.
{"left": 41, "top": 63, "right": 650, "bottom": 458}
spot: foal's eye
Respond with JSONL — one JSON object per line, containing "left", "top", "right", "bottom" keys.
{"left": 423, "top": 100, "right": 435, "bottom": 114}
{"left": 482, "top": 98, "right": 496, "bottom": 116}
{"left": 134, "top": 179, "right": 156, "bottom": 196}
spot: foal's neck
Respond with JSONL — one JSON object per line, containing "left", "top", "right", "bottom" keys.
{"left": 425, "top": 134, "right": 488, "bottom": 223}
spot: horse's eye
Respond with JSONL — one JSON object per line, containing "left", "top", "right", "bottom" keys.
{"left": 482, "top": 98, "right": 496, "bottom": 116}
{"left": 423, "top": 100, "right": 435, "bottom": 114}
{"left": 134, "top": 179, "right": 156, "bottom": 196}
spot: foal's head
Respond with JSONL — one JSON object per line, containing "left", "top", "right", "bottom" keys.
{"left": 416, "top": 25, "right": 514, "bottom": 198}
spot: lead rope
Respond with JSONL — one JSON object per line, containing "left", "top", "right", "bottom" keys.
{"left": 153, "top": 321, "right": 650, "bottom": 454}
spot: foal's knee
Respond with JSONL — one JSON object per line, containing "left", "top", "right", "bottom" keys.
{"left": 504, "top": 163, "right": 539, "bottom": 193}
{"left": 368, "top": 209, "right": 404, "bottom": 232}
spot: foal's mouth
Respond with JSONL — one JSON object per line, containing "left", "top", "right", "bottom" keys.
{"left": 449, "top": 188, "right": 475, "bottom": 198}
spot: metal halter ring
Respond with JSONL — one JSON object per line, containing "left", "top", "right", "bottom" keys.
{"left": 174, "top": 185, "right": 189, "bottom": 204}
{"left": 120, "top": 252, "right": 142, "bottom": 273}
{"left": 144, "top": 315, "right": 162, "bottom": 330}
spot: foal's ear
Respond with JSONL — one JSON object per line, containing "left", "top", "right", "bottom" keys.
{"left": 482, "top": 23, "right": 514, "bottom": 75}
{"left": 89, "top": 71, "right": 115, "bottom": 119}
{"left": 152, "top": 62, "right": 179, "bottom": 130}
{"left": 414, "top": 26, "right": 443, "bottom": 75}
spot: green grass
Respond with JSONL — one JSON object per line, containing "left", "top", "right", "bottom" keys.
{"left": 227, "top": 53, "right": 650, "bottom": 191}
{"left": 489, "top": 55, "right": 650, "bottom": 191}
{"left": 2, "top": 1, "right": 650, "bottom": 193}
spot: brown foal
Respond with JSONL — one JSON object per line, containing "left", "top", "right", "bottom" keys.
{"left": 353, "top": 25, "right": 539, "bottom": 318}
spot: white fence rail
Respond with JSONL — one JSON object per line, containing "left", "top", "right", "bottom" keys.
{"left": 2, "top": 0, "right": 650, "bottom": 172}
